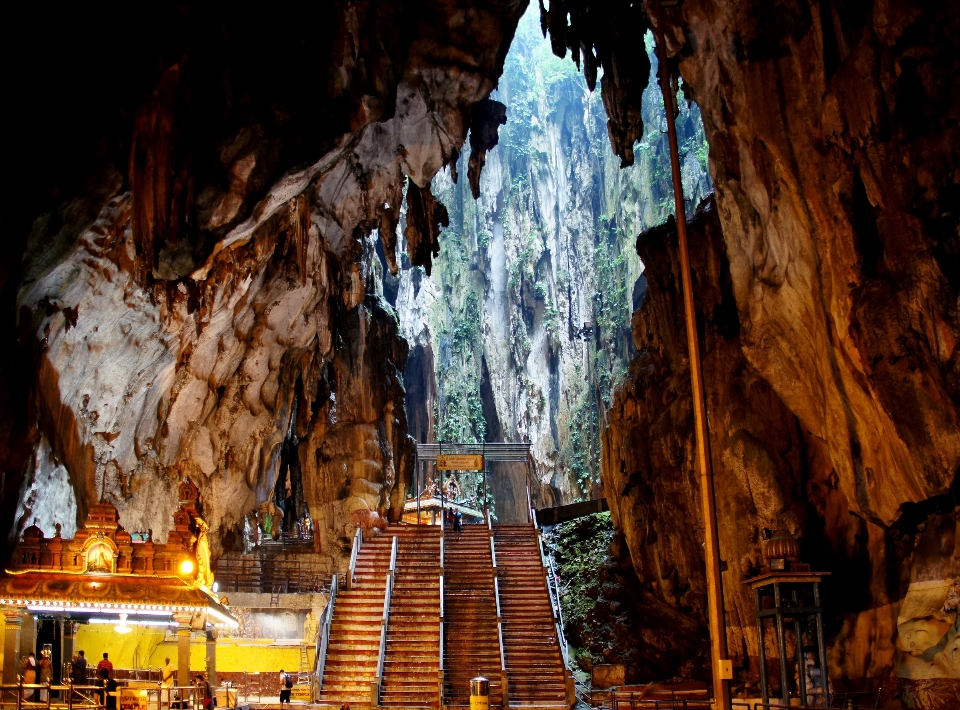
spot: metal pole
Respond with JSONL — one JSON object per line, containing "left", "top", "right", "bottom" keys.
{"left": 650, "top": 2, "right": 730, "bottom": 708}
{"left": 792, "top": 589, "right": 807, "bottom": 708}
{"left": 813, "top": 582, "right": 830, "bottom": 707}
{"left": 755, "top": 588, "right": 769, "bottom": 705}
{"left": 773, "top": 584, "right": 789, "bottom": 705}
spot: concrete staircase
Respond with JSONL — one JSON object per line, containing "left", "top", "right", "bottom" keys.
{"left": 494, "top": 525, "right": 569, "bottom": 707}
{"left": 380, "top": 525, "right": 442, "bottom": 708}
{"left": 318, "top": 523, "right": 571, "bottom": 710}
{"left": 318, "top": 533, "right": 393, "bottom": 707}
{"left": 443, "top": 525, "right": 504, "bottom": 708}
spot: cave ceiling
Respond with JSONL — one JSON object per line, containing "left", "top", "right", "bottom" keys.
{"left": 2, "top": 0, "right": 959, "bottom": 699}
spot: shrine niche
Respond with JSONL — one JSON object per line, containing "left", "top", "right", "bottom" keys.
{"left": 3, "top": 478, "right": 215, "bottom": 585}
{"left": 82, "top": 535, "right": 117, "bottom": 573}
{"left": 0, "top": 477, "right": 237, "bottom": 628}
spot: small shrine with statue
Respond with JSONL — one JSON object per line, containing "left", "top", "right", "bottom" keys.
{"left": 0, "top": 479, "right": 236, "bottom": 686}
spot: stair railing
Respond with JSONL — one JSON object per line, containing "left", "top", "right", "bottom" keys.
{"left": 438, "top": 573, "right": 445, "bottom": 710}
{"left": 439, "top": 535, "right": 444, "bottom": 571}
{"left": 492, "top": 536, "right": 509, "bottom": 708}
{"left": 347, "top": 526, "right": 362, "bottom": 590}
{"left": 373, "top": 535, "right": 399, "bottom": 707}
{"left": 541, "top": 535, "right": 570, "bottom": 668}
{"left": 313, "top": 572, "right": 338, "bottom": 700}
{"left": 527, "top": 484, "right": 537, "bottom": 528}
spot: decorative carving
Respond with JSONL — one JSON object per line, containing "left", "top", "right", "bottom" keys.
{"left": 763, "top": 531, "right": 801, "bottom": 572}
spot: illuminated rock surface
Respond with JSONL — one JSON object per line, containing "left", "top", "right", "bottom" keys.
{"left": 591, "top": 0, "right": 960, "bottom": 703}
{"left": 1, "top": 1, "right": 958, "bottom": 705}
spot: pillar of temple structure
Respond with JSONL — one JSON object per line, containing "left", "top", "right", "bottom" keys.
{"left": 60, "top": 620, "right": 75, "bottom": 684}
{"left": 2, "top": 611, "right": 22, "bottom": 683}
{"left": 175, "top": 614, "right": 193, "bottom": 686}
{"left": 205, "top": 628, "right": 217, "bottom": 686}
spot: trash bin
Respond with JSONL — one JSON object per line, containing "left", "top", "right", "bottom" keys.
{"left": 470, "top": 676, "right": 489, "bottom": 710}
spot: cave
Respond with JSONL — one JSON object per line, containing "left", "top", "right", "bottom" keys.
{"left": 1, "top": 1, "right": 958, "bottom": 709}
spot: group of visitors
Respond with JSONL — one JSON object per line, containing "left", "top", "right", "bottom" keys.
{"left": 426, "top": 475, "right": 463, "bottom": 501}
{"left": 19, "top": 647, "right": 224, "bottom": 710}
{"left": 21, "top": 648, "right": 52, "bottom": 700}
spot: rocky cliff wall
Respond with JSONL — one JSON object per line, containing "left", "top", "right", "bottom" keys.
{"left": 2, "top": 1, "right": 527, "bottom": 570}
{"left": 394, "top": 7, "right": 711, "bottom": 515}
{"left": 577, "top": 0, "right": 960, "bottom": 702}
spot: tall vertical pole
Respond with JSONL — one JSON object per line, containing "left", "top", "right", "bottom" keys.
{"left": 651, "top": 2, "right": 730, "bottom": 708}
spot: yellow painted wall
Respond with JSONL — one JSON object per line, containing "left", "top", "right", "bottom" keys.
{"left": 73, "top": 626, "right": 308, "bottom": 673}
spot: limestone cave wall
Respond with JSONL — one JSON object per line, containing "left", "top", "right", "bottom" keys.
{"left": 1, "top": 1, "right": 527, "bottom": 570}
{"left": 393, "top": 7, "right": 710, "bottom": 519}
{"left": 578, "top": 0, "right": 960, "bottom": 703}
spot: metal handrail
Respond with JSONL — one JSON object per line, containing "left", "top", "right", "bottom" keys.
{"left": 314, "top": 572, "right": 338, "bottom": 698}
{"left": 375, "top": 537, "right": 399, "bottom": 705}
{"left": 439, "top": 536, "right": 444, "bottom": 570}
{"left": 0, "top": 681, "right": 214, "bottom": 710}
{"left": 494, "top": 576, "right": 502, "bottom": 619}
{"left": 539, "top": 533, "right": 569, "bottom": 667}
{"left": 496, "top": 622, "right": 507, "bottom": 672}
{"left": 438, "top": 571, "right": 445, "bottom": 710}
{"left": 489, "top": 535, "right": 497, "bottom": 568}
{"left": 527, "top": 484, "right": 537, "bottom": 528}
{"left": 347, "top": 527, "right": 362, "bottom": 590}
{"left": 389, "top": 534, "right": 398, "bottom": 573}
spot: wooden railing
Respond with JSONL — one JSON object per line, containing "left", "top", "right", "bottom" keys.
{"left": 373, "top": 535, "right": 398, "bottom": 706}
{"left": 313, "top": 572, "right": 338, "bottom": 700}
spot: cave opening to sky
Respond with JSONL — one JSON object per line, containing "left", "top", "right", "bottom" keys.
{"left": 391, "top": 4, "right": 711, "bottom": 516}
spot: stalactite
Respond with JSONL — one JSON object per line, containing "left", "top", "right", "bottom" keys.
{"left": 467, "top": 99, "right": 507, "bottom": 200}
{"left": 538, "top": 0, "right": 649, "bottom": 167}
{"left": 129, "top": 64, "right": 182, "bottom": 274}
{"left": 403, "top": 181, "right": 449, "bottom": 276}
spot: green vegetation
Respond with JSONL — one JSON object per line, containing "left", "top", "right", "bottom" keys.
{"left": 420, "top": 4, "right": 709, "bottom": 505}
{"left": 543, "top": 512, "right": 615, "bottom": 645}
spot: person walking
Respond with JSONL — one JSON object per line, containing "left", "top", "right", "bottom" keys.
{"left": 96, "top": 668, "right": 118, "bottom": 710}
{"left": 71, "top": 650, "right": 88, "bottom": 685}
{"left": 453, "top": 509, "right": 463, "bottom": 539}
{"left": 23, "top": 651, "right": 38, "bottom": 701}
{"left": 279, "top": 669, "right": 293, "bottom": 709}
{"left": 195, "top": 674, "right": 213, "bottom": 710}
{"left": 97, "top": 653, "right": 113, "bottom": 678}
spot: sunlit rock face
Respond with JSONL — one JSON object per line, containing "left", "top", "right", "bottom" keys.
{"left": 2, "top": 1, "right": 526, "bottom": 569}
{"left": 589, "top": 0, "right": 960, "bottom": 703}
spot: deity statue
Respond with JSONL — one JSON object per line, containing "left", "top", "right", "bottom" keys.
{"left": 194, "top": 518, "right": 215, "bottom": 589}
{"left": 86, "top": 541, "right": 114, "bottom": 572}
{"left": 303, "top": 609, "right": 320, "bottom": 644}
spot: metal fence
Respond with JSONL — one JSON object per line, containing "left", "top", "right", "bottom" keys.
{"left": 212, "top": 558, "right": 329, "bottom": 594}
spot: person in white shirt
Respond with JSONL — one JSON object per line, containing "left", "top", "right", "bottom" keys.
{"left": 161, "top": 658, "right": 175, "bottom": 703}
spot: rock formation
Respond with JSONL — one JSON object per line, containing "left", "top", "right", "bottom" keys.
{"left": 394, "top": 8, "right": 711, "bottom": 519}
{"left": 2, "top": 2, "right": 527, "bottom": 571}
{"left": 1, "top": 0, "right": 957, "bottom": 705}
{"left": 587, "top": 0, "right": 960, "bottom": 704}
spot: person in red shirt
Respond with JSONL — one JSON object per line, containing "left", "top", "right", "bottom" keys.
{"left": 96, "top": 653, "right": 113, "bottom": 678}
